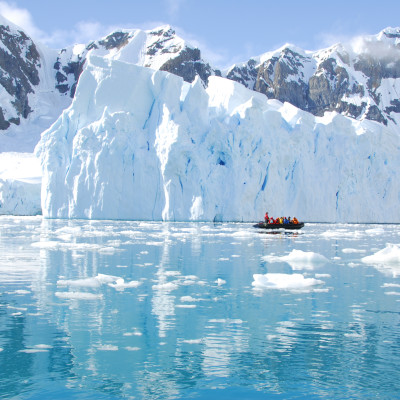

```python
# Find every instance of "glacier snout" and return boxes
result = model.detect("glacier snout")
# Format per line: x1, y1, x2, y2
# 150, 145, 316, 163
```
37, 56, 400, 223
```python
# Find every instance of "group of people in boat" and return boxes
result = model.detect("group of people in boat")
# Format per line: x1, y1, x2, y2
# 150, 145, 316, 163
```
264, 212, 299, 225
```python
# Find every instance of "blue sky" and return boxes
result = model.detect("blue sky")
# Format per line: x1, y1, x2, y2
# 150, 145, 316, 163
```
0, 0, 399, 68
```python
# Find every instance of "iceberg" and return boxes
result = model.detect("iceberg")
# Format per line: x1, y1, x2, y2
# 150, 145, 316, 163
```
0, 152, 42, 216
36, 55, 400, 222
262, 249, 328, 270
252, 273, 324, 291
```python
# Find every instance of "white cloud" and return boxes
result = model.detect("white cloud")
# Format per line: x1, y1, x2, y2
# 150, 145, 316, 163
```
0, 1, 45, 39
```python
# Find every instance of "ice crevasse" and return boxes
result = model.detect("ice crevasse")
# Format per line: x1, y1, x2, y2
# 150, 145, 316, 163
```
36, 55, 400, 222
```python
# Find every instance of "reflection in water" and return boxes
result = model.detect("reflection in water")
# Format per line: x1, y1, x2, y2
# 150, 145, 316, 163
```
0, 217, 399, 399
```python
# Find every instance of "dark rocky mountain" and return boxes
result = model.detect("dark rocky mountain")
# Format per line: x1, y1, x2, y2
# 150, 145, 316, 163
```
53, 26, 219, 99
225, 28, 400, 126
0, 21, 40, 130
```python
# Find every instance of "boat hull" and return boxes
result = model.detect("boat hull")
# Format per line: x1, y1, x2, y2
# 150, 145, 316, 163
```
254, 222, 304, 230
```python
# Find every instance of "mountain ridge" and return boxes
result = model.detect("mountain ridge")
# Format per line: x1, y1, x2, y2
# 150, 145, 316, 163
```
0, 18, 400, 152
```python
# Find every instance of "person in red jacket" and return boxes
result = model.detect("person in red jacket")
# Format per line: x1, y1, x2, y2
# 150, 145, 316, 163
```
264, 212, 269, 222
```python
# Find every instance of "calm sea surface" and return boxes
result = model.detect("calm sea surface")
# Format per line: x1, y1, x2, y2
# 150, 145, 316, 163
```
0, 217, 399, 399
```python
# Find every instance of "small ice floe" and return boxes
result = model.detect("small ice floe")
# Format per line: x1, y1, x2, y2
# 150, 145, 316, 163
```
361, 244, 400, 276
125, 346, 140, 351
57, 274, 141, 291
215, 278, 226, 286
176, 304, 197, 308
382, 283, 400, 288
182, 339, 203, 344
8, 289, 31, 295
348, 262, 360, 268
252, 273, 324, 291
315, 273, 331, 278
263, 249, 328, 270
55, 292, 103, 300
31, 240, 60, 249
361, 244, 400, 264
152, 282, 179, 291
123, 330, 142, 337
0, 348, 3, 352
366, 227, 385, 235
180, 296, 198, 302
108, 278, 142, 291
342, 248, 366, 253
57, 273, 118, 288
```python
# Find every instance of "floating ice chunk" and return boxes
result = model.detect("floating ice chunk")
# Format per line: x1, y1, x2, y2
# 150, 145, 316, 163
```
0, 348, 3, 352
55, 291, 103, 300
180, 296, 197, 302
342, 248, 366, 253
252, 273, 324, 291
315, 273, 331, 278
366, 227, 385, 235
8, 289, 30, 295
382, 283, 400, 288
263, 249, 328, 270
215, 278, 226, 286
123, 331, 142, 337
176, 304, 196, 308
108, 278, 142, 290
57, 273, 119, 288
125, 346, 140, 351
152, 282, 179, 291
361, 244, 400, 264
31, 240, 60, 249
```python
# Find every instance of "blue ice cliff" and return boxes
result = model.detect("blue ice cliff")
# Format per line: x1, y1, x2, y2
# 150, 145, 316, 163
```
36, 56, 400, 222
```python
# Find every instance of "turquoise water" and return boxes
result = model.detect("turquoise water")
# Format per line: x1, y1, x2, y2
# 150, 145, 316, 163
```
0, 217, 399, 399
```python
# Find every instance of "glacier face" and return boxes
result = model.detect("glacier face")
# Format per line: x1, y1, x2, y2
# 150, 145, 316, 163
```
37, 56, 400, 222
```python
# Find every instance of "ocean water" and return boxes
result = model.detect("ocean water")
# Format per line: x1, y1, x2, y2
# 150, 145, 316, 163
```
0, 217, 399, 400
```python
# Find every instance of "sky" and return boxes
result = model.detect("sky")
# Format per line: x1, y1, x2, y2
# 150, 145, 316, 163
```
0, 0, 399, 69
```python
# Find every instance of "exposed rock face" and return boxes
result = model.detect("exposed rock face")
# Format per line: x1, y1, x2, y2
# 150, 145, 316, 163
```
226, 28, 400, 125
53, 26, 219, 99
0, 23, 40, 129
160, 47, 220, 83
1, 20, 400, 142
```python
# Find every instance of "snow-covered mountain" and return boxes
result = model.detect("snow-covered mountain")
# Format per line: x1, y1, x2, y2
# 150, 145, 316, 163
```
0, 18, 218, 152
225, 28, 400, 126
1, 18, 400, 222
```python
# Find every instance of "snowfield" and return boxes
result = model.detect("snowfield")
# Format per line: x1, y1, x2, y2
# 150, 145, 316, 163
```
33, 56, 400, 222
0, 153, 41, 215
